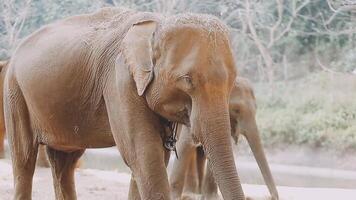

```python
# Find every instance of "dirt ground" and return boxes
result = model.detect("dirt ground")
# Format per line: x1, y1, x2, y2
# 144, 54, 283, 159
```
0, 159, 130, 199
2, 159, 356, 200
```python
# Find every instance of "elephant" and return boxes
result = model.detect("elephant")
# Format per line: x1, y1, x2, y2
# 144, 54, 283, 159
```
169, 77, 279, 200
4, 7, 245, 200
0, 60, 7, 158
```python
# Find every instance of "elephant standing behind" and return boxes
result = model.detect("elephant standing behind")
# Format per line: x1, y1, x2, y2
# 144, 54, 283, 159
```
4, 7, 245, 199
170, 77, 279, 200
0, 60, 7, 158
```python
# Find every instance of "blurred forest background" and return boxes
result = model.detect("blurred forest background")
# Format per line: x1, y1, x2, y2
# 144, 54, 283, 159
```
0, 0, 355, 152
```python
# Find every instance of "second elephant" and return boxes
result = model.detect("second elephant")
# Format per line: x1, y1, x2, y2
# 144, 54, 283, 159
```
0, 60, 7, 159
169, 77, 279, 200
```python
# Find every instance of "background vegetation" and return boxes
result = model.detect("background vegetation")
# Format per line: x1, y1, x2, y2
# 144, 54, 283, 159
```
0, 0, 355, 152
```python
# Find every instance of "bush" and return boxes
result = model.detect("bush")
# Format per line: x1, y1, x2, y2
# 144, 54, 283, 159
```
255, 72, 356, 151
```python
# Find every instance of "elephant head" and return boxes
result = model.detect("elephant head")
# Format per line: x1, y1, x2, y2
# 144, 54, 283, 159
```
122, 14, 244, 200
229, 77, 279, 200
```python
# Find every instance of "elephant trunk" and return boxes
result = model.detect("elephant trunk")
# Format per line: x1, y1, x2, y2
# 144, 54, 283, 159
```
191, 100, 245, 200
245, 120, 279, 200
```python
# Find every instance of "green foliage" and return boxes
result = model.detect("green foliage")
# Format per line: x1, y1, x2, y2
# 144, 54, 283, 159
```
256, 72, 356, 151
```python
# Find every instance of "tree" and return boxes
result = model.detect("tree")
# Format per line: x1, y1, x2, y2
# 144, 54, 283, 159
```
0, 0, 32, 58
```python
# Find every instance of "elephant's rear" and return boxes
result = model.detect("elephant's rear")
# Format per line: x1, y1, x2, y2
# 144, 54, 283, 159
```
3, 8, 142, 148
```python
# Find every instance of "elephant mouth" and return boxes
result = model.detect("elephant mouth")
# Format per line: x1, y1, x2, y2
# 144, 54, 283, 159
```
173, 109, 190, 127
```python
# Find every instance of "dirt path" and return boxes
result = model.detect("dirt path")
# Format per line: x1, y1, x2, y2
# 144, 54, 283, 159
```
1, 159, 356, 200
0, 159, 130, 199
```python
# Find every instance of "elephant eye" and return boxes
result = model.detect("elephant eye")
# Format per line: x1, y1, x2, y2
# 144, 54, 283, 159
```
178, 75, 194, 90
182, 75, 193, 85
234, 108, 240, 115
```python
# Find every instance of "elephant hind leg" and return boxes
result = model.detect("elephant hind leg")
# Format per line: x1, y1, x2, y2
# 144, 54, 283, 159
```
4, 81, 39, 199
46, 146, 84, 200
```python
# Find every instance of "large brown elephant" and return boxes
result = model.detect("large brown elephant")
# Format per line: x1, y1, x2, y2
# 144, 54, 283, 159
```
0, 60, 7, 158
4, 7, 245, 200
170, 77, 279, 200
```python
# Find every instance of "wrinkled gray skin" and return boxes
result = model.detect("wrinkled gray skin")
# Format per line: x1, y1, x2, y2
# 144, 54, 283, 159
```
0, 60, 7, 159
4, 8, 244, 200
0, 60, 56, 166
170, 77, 279, 200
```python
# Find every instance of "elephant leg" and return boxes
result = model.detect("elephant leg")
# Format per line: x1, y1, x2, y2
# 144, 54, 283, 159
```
183, 150, 199, 194
0, 71, 5, 159
128, 176, 141, 200
127, 149, 170, 200
196, 146, 206, 193
46, 146, 84, 200
202, 162, 219, 200
104, 73, 171, 200
0, 126, 4, 159
36, 145, 50, 167
4, 83, 38, 199
128, 137, 170, 199
107, 113, 170, 199
170, 126, 196, 199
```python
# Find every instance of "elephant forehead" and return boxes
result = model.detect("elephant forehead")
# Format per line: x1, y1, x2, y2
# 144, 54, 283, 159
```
159, 13, 230, 39
159, 28, 234, 75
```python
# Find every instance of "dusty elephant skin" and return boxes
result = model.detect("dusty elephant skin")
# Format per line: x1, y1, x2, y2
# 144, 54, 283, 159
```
0, 60, 7, 159
4, 7, 243, 200
170, 77, 279, 200
0, 61, 55, 166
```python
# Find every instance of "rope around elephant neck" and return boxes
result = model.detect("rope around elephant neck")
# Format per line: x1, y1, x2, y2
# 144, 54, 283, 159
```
164, 122, 179, 159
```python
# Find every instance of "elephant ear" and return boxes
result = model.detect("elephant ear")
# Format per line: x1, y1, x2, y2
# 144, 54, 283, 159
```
123, 21, 157, 96
0, 60, 8, 73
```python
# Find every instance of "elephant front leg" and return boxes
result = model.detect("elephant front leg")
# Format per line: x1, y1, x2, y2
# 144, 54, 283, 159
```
0, 127, 4, 158
183, 150, 200, 194
104, 80, 172, 199
128, 148, 171, 200
126, 132, 170, 200
169, 125, 197, 199
46, 147, 84, 200
105, 110, 170, 199
128, 176, 141, 200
